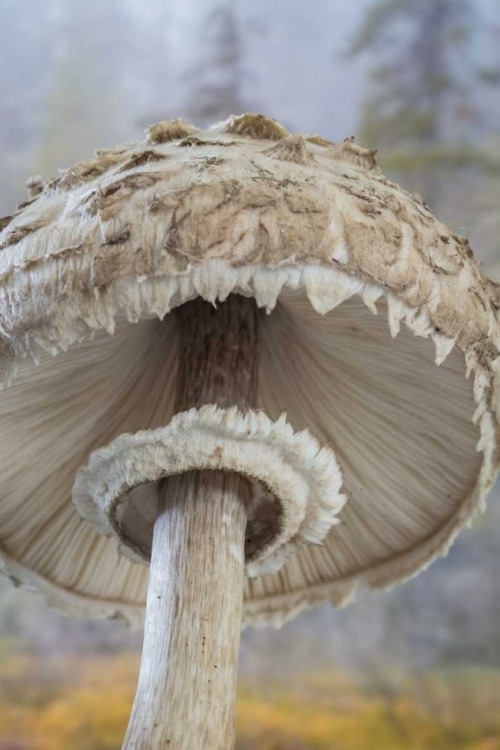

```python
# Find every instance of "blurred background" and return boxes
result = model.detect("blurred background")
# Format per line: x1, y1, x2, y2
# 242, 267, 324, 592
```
1, 0, 500, 748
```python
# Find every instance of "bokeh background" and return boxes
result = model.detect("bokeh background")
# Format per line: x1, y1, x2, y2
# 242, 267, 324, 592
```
1, 1, 500, 748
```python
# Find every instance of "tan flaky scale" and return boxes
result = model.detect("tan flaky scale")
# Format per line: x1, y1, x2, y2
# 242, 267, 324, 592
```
0, 112, 499, 749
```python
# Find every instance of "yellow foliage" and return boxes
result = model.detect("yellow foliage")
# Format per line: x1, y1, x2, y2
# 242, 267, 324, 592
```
0, 651, 499, 749
34, 687, 133, 750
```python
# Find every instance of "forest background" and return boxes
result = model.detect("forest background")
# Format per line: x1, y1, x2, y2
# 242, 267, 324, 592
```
1, 1, 500, 747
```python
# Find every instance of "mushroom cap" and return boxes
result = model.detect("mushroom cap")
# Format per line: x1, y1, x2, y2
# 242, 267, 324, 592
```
0, 113, 499, 628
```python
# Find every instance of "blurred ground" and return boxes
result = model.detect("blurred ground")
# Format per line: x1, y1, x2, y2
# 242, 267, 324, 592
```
1, 651, 500, 749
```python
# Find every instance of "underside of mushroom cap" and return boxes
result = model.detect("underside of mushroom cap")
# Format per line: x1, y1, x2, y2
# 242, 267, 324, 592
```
0, 114, 499, 628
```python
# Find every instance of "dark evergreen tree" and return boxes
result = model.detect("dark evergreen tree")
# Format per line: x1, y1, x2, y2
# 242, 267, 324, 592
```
184, 4, 250, 127
350, 0, 499, 206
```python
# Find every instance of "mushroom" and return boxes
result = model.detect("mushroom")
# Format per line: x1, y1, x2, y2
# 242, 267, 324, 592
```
0, 112, 498, 749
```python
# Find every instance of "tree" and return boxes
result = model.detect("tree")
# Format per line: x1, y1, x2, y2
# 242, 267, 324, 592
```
36, 0, 135, 177
349, 0, 500, 207
183, 4, 250, 127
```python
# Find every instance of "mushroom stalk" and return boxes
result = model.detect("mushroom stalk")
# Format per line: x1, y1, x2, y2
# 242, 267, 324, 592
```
123, 295, 259, 750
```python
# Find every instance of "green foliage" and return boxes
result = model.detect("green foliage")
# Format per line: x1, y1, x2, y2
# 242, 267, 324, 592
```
380, 144, 500, 174
348, 0, 414, 56
352, 0, 473, 148
360, 104, 436, 150
350, 0, 499, 207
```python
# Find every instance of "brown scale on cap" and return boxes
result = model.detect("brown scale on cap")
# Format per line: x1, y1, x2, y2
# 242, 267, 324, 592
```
264, 134, 316, 165
146, 118, 199, 145
0, 220, 45, 250
116, 149, 168, 173
327, 136, 379, 170
26, 175, 45, 198
222, 112, 289, 140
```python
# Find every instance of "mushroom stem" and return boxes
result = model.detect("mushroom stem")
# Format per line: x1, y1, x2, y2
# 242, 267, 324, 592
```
122, 295, 259, 750
123, 470, 248, 749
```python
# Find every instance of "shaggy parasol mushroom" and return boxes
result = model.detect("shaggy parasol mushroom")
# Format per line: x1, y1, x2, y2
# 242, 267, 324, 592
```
0, 113, 499, 749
